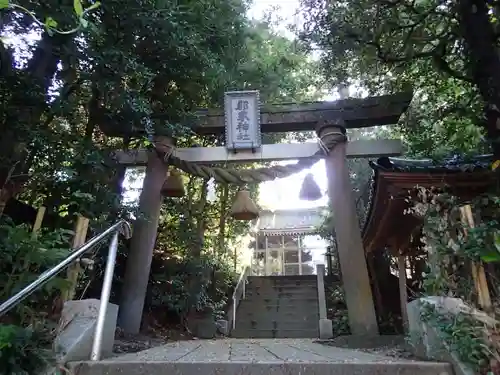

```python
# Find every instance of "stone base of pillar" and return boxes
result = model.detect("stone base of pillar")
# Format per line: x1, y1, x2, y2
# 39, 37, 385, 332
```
318, 318, 333, 339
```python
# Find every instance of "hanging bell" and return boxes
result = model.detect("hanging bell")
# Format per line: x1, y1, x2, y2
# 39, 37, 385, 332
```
161, 169, 185, 197
299, 172, 322, 201
229, 189, 260, 221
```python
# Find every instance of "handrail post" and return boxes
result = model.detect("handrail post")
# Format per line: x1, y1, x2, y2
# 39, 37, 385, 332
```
90, 230, 119, 361
316, 263, 333, 339
232, 297, 236, 330
229, 265, 250, 332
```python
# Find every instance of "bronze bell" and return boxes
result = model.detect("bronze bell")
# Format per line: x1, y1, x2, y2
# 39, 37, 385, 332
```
229, 189, 259, 220
299, 172, 322, 201
161, 169, 185, 197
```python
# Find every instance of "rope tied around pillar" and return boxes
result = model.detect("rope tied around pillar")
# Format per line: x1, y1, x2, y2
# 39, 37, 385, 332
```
316, 120, 348, 154
318, 131, 348, 154
154, 121, 348, 185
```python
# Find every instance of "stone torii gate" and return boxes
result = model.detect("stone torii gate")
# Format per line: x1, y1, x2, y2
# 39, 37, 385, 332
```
110, 91, 412, 336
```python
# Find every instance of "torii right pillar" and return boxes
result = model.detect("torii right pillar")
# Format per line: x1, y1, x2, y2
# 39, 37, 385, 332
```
317, 120, 379, 336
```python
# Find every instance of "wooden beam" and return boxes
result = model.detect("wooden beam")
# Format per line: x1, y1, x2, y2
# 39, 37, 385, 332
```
98, 92, 413, 137
398, 254, 409, 332
62, 215, 90, 303
113, 139, 402, 166
460, 205, 492, 314
31, 206, 46, 237
194, 92, 413, 134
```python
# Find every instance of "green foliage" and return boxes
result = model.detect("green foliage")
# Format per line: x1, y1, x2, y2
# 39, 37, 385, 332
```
298, 0, 491, 157
420, 304, 491, 372
0, 220, 73, 324
149, 254, 235, 320
0, 0, 321, 340
0, 323, 54, 375
230, 21, 322, 103
2, 0, 100, 35
325, 284, 350, 336
407, 187, 500, 373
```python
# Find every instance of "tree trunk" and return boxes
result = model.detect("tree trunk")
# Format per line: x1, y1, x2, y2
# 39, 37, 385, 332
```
193, 179, 209, 257
0, 32, 73, 212
458, 0, 500, 158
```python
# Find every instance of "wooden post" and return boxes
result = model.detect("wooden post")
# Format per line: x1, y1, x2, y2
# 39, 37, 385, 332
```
62, 215, 90, 302
397, 253, 409, 332
367, 253, 385, 323
31, 206, 46, 237
460, 205, 492, 312
118, 137, 171, 334
317, 121, 378, 336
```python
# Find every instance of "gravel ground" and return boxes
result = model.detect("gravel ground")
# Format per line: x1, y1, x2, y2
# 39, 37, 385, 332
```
113, 326, 194, 355
314, 335, 420, 360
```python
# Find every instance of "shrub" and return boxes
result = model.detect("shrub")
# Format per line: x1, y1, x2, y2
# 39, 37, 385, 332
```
0, 323, 55, 375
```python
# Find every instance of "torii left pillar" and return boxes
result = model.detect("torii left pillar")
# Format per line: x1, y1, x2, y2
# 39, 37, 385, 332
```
118, 136, 170, 334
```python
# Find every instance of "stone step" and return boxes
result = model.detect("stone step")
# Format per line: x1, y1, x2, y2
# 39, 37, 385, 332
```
245, 286, 318, 295
248, 275, 317, 281
245, 289, 318, 297
247, 283, 318, 289
70, 339, 453, 375
248, 278, 318, 288
237, 309, 319, 318
241, 296, 319, 302
242, 297, 320, 304
236, 310, 319, 320
238, 302, 319, 313
231, 328, 319, 338
233, 319, 319, 331
248, 281, 318, 288
71, 360, 453, 375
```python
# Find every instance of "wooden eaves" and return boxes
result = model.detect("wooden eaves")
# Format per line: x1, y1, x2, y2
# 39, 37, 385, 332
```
362, 155, 496, 255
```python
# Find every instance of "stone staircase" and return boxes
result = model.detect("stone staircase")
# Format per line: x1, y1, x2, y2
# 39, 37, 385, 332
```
231, 275, 320, 338
66, 277, 455, 375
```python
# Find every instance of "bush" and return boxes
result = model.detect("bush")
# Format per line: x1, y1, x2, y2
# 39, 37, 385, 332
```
0, 219, 73, 325
0, 323, 55, 375
0, 220, 73, 374
148, 253, 236, 322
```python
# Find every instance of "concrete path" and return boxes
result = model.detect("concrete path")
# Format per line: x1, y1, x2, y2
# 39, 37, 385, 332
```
110, 338, 411, 363
71, 339, 453, 375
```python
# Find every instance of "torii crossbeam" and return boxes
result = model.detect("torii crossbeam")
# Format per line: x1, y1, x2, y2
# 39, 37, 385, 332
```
114, 140, 402, 165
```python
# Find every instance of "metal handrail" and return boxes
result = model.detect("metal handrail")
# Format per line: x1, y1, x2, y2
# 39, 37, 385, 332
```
232, 265, 250, 330
0, 219, 131, 361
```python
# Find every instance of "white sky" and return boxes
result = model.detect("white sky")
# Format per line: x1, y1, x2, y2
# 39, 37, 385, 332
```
247, 0, 302, 37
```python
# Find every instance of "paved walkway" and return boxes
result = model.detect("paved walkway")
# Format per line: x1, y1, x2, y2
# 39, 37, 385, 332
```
110, 338, 421, 364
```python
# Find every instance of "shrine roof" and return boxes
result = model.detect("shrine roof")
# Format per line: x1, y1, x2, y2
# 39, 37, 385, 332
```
361, 155, 496, 254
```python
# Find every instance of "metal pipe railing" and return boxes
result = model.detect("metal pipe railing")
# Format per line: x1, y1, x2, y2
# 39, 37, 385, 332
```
232, 266, 250, 330
90, 230, 120, 360
0, 219, 131, 361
